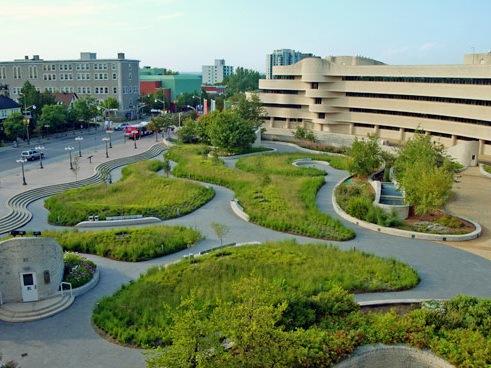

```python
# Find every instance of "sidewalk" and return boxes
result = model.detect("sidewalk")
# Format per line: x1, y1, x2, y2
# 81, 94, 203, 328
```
0, 133, 164, 220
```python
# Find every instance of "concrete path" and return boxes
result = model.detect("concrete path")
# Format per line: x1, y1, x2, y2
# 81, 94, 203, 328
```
1, 140, 491, 368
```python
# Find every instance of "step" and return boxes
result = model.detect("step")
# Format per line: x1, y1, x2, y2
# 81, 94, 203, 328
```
0, 294, 74, 323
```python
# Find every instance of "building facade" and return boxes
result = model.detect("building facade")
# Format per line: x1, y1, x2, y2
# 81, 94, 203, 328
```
0, 52, 140, 115
202, 59, 233, 85
266, 49, 316, 79
257, 54, 491, 164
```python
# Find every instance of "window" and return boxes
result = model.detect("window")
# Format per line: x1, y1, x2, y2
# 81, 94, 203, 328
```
315, 98, 322, 104
113, 87, 117, 94
311, 82, 318, 89
13, 66, 22, 79
112, 73, 117, 80
0, 66, 6, 79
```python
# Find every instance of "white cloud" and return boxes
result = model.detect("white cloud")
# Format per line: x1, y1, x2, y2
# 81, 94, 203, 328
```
420, 42, 439, 52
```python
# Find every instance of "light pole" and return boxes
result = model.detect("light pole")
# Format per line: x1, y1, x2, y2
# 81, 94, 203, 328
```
133, 131, 137, 149
97, 106, 118, 128
102, 137, 110, 158
186, 105, 197, 112
23, 104, 36, 145
75, 136, 83, 157
65, 146, 74, 170
106, 130, 113, 148
16, 158, 27, 185
154, 98, 166, 113
43, 124, 50, 139
35, 145, 44, 169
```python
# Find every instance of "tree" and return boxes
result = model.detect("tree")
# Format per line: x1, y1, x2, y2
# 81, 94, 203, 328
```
146, 292, 223, 368
206, 110, 256, 152
100, 97, 119, 110
221, 67, 264, 95
211, 222, 230, 247
162, 157, 172, 177
394, 131, 456, 216
72, 97, 99, 124
3, 112, 25, 141
347, 134, 382, 178
234, 93, 266, 128
211, 276, 301, 367
149, 114, 174, 141
39, 104, 69, 133
176, 118, 199, 144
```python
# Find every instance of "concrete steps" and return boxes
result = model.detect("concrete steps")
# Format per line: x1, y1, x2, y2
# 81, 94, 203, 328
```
0, 294, 74, 323
0, 142, 167, 235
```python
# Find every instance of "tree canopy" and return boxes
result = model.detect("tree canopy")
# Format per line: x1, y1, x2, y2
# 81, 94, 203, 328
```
347, 134, 382, 178
221, 67, 264, 96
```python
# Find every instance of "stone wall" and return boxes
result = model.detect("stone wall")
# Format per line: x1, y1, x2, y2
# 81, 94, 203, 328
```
0, 237, 64, 303
334, 345, 454, 368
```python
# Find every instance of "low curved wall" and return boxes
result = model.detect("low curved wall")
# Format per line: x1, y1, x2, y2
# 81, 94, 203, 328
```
334, 345, 453, 368
72, 268, 100, 297
75, 217, 161, 228
230, 199, 250, 222
333, 177, 482, 242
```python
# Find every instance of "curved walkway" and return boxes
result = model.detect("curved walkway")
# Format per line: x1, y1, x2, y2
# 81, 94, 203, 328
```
1, 141, 491, 368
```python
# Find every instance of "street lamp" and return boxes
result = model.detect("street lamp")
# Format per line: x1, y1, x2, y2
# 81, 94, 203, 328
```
35, 145, 44, 169
132, 131, 137, 149
75, 136, 83, 157
154, 98, 166, 113
186, 105, 196, 112
16, 158, 27, 185
106, 129, 113, 148
65, 146, 74, 170
97, 106, 118, 128
102, 137, 110, 158
23, 104, 36, 145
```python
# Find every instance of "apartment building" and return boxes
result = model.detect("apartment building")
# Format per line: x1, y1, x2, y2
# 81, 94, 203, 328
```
265, 49, 316, 79
0, 52, 140, 116
202, 59, 233, 85
257, 53, 491, 165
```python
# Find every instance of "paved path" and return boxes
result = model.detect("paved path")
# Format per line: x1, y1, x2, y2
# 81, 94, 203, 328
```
1, 140, 491, 368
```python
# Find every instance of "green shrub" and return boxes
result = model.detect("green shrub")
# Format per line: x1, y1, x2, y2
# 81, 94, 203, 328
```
437, 215, 464, 229
346, 196, 372, 219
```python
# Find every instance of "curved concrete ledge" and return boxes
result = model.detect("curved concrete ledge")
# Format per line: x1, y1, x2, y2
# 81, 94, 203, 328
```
292, 158, 331, 168
334, 344, 453, 368
75, 217, 161, 228
230, 199, 250, 222
72, 267, 100, 297
332, 176, 482, 242
479, 163, 491, 178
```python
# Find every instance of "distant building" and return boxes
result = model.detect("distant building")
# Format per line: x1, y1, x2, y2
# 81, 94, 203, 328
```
201, 85, 227, 95
202, 59, 233, 85
257, 53, 491, 165
266, 49, 316, 79
54, 92, 79, 106
139, 67, 202, 101
0, 95, 21, 122
0, 52, 140, 116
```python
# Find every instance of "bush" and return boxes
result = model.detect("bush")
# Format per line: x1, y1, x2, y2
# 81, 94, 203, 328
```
63, 252, 97, 288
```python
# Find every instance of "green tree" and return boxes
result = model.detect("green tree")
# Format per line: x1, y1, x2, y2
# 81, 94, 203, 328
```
100, 97, 119, 110
146, 292, 223, 368
39, 104, 69, 133
176, 118, 199, 144
234, 93, 265, 127
3, 112, 25, 141
162, 157, 172, 177
394, 131, 456, 216
221, 67, 264, 95
212, 276, 301, 367
347, 134, 382, 178
206, 110, 256, 151
211, 222, 230, 247
72, 97, 99, 124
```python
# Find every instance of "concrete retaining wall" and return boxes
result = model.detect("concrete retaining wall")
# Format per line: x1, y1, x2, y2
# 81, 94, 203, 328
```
334, 345, 453, 368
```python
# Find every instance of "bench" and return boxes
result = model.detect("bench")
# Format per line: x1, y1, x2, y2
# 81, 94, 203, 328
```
105, 215, 143, 221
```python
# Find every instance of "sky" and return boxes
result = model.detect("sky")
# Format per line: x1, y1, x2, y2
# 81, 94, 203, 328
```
2, 0, 491, 73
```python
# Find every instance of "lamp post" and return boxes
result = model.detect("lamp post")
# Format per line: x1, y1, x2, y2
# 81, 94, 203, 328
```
186, 105, 197, 112
23, 104, 36, 145
102, 137, 110, 158
97, 106, 118, 129
43, 124, 50, 139
35, 145, 44, 169
106, 129, 113, 148
16, 158, 27, 185
133, 131, 137, 149
75, 136, 83, 157
65, 146, 74, 170
154, 98, 166, 113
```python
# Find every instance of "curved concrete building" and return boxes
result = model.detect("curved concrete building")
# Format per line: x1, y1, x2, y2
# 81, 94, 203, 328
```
258, 53, 491, 165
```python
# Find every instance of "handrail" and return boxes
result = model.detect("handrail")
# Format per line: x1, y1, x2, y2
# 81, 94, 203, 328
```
60, 282, 73, 298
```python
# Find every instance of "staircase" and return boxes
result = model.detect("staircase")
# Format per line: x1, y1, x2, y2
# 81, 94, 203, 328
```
0, 294, 74, 323
0, 142, 167, 235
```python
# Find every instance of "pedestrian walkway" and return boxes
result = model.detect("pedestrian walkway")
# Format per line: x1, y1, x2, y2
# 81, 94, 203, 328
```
1, 139, 491, 368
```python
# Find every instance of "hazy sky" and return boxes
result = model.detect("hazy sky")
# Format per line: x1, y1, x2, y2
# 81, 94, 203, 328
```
3, 0, 491, 72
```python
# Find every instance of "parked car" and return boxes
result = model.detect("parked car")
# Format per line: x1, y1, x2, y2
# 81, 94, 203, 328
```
113, 123, 129, 131
21, 150, 44, 161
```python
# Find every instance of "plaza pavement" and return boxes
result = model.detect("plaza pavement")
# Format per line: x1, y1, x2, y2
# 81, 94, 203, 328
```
1, 136, 491, 367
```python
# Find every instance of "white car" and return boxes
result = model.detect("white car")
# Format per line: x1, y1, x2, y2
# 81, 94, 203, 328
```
21, 150, 44, 161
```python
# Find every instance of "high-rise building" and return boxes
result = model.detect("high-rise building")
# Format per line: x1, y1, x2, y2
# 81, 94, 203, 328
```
266, 49, 316, 79
202, 59, 234, 85
257, 53, 491, 165
0, 52, 140, 116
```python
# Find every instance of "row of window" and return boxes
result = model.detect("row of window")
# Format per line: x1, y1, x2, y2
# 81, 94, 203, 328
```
350, 108, 491, 127
346, 92, 491, 107
262, 89, 299, 95
0, 63, 120, 79
343, 76, 491, 85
